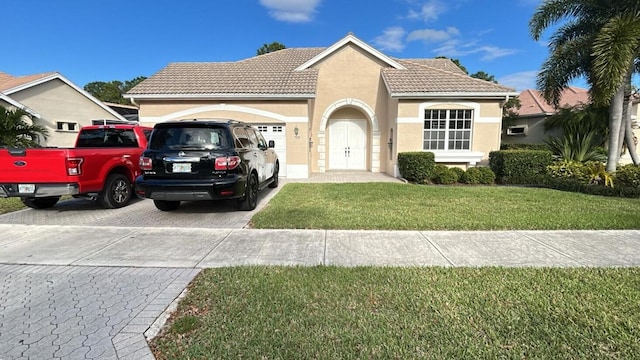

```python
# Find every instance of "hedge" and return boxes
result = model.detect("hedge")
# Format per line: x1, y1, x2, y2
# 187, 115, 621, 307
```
398, 152, 435, 183
500, 143, 549, 151
539, 176, 640, 198
489, 150, 553, 184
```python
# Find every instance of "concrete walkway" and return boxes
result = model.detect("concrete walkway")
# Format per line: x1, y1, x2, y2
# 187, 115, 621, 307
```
2, 225, 640, 360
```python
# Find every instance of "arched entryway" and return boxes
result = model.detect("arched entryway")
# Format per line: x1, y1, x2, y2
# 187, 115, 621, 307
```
317, 98, 380, 172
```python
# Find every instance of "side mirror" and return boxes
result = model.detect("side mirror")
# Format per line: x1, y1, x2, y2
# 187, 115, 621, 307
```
268, 140, 275, 148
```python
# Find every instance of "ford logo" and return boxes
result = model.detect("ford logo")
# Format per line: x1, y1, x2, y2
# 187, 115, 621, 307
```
178, 151, 186, 157
14, 161, 27, 167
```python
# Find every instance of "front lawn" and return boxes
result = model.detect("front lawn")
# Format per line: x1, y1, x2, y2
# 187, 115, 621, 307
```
0, 198, 26, 215
152, 267, 640, 359
251, 183, 640, 230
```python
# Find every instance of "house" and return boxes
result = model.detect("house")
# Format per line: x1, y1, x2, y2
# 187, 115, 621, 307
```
0, 72, 127, 147
125, 33, 517, 179
502, 87, 590, 145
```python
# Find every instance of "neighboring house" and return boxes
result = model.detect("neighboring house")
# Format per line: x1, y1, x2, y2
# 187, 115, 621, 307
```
503, 87, 590, 145
0, 71, 127, 147
104, 102, 139, 122
620, 96, 640, 165
125, 34, 516, 179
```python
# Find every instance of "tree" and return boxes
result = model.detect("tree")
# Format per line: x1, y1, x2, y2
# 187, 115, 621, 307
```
502, 96, 521, 129
0, 108, 49, 147
530, 0, 640, 171
435, 56, 468, 74
257, 42, 286, 56
84, 76, 147, 105
470, 71, 497, 83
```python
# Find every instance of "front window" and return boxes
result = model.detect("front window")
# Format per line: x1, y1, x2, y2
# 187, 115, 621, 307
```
423, 109, 472, 150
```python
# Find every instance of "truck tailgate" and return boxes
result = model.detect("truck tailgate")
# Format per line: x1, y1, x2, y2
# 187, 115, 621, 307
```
0, 148, 72, 183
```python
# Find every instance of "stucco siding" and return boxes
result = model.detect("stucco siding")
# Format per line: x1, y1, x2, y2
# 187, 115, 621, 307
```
10, 79, 117, 147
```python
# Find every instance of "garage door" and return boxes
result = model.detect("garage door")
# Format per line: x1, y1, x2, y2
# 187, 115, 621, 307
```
257, 124, 286, 177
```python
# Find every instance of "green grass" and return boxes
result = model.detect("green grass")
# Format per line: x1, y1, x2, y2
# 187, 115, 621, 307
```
251, 183, 640, 230
0, 198, 26, 214
152, 266, 640, 359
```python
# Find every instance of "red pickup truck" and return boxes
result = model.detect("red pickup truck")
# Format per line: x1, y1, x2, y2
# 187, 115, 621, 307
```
0, 124, 152, 209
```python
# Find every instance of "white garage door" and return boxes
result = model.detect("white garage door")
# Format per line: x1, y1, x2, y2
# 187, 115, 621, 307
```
256, 124, 287, 177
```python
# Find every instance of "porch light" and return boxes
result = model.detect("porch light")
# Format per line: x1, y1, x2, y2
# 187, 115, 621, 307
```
294, 126, 299, 136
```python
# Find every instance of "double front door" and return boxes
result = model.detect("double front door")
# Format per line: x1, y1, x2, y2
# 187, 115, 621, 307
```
329, 119, 367, 170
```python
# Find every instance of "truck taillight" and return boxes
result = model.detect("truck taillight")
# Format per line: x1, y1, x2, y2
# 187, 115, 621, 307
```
66, 158, 83, 176
214, 156, 241, 171
140, 157, 153, 171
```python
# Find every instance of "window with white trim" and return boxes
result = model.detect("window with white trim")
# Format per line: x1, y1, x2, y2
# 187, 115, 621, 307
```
257, 126, 268, 132
272, 126, 283, 132
56, 121, 77, 132
423, 109, 472, 150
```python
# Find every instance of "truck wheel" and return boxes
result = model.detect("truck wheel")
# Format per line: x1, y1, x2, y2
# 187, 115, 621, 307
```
268, 162, 279, 188
154, 200, 180, 211
99, 174, 132, 209
238, 173, 258, 211
21, 196, 60, 209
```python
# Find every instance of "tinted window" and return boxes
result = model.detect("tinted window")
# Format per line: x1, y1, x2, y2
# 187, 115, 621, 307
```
149, 126, 230, 150
233, 127, 251, 149
76, 129, 138, 148
246, 128, 260, 149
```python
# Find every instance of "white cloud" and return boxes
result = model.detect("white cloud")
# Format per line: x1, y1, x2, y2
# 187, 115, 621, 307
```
498, 71, 539, 91
407, 27, 460, 43
259, 0, 321, 23
373, 27, 407, 52
433, 40, 517, 61
407, 0, 446, 22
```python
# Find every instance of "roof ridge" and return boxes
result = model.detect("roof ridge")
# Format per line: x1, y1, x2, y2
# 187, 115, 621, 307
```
405, 61, 515, 91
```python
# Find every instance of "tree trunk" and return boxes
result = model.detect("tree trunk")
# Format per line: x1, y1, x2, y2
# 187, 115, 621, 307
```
623, 104, 639, 165
606, 85, 625, 172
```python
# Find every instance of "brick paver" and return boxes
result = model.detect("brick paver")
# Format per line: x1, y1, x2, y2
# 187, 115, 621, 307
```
0, 265, 199, 360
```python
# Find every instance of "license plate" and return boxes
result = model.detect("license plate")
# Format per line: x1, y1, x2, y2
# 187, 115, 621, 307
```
172, 163, 191, 173
18, 184, 35, 193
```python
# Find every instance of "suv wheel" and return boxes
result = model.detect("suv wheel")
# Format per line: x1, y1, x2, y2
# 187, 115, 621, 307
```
154, 200, 181, 211
268, 162, 279, 188
238, 173, 258, 211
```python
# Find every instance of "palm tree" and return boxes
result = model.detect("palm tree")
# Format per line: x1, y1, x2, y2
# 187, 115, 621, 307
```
530, 0, 640, 172
0, 107, 49, 147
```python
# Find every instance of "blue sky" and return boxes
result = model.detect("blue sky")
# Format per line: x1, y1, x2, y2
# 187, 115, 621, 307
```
3, 0, 569, 91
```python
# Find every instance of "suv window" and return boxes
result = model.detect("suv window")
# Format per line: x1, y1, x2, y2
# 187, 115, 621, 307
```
233, 127, 252, 149
149, 126, 230, 150
248, 128, 268, 149
76, 129, 138, 148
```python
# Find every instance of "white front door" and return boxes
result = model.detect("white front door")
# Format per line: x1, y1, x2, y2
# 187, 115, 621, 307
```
329, 119, 367, 170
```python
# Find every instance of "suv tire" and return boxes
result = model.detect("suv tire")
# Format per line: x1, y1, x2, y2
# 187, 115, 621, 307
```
238, 173, 258, 211
268, 162, 279, 188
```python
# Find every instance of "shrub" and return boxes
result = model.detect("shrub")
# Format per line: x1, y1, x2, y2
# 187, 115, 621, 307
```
546, 161, 591, 182
500, 143, 549, 151
450, 167, 465, 182
461, 167, 482, 184
398, 152, 435, 183
477, 167, 496, 184
489, 150, 553, 184
432, 165, 458, 185
544, 128, 607, 163
540, 176, 640, 198
615, 164, 640, 188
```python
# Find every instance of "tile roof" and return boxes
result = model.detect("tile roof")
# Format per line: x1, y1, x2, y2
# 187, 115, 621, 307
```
127, 43, 515, 98
0, 72, 57, 92
516, 87, 591, 117
128, 48, 323, 97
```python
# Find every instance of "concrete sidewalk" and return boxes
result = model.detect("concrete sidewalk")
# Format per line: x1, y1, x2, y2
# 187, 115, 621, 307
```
2, 224, 640, 360
1, 224, 639, 268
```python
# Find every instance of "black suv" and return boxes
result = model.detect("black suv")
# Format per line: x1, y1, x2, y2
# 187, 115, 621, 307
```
135, 119, 279, 211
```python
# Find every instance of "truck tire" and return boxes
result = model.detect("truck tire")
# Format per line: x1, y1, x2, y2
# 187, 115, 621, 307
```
237, 173, 258, 211
21, 196, 60, 209
99, 174, 132, 209
153, 200, 180, 211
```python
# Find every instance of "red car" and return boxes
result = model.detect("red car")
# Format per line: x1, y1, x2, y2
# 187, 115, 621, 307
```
0, 124, 152, 209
